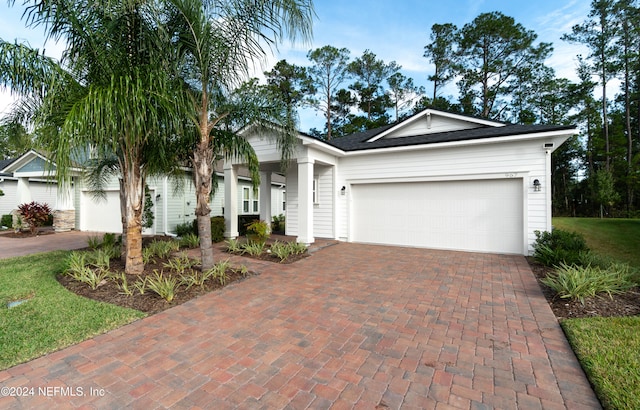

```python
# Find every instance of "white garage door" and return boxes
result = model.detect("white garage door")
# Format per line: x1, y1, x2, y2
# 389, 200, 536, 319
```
81, 190, 155, 234
351, 179, 523, 254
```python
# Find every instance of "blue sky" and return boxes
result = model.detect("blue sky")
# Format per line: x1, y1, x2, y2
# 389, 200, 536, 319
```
0, 0, 591, 130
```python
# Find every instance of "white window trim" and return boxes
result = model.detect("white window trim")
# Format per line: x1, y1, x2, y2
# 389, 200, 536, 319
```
312, 178, 319, 204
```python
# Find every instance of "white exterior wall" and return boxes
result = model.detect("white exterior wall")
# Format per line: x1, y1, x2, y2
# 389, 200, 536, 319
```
0, 179, 58, 217
333, 139, 555, 254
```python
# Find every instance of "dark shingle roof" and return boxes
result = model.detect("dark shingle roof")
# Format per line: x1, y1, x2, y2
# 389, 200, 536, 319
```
0, 157, 17, 175
322, 124, 576, 152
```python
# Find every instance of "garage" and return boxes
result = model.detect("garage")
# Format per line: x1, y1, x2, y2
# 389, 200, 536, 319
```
350, 178, 523, 254
81, 190, 155, 234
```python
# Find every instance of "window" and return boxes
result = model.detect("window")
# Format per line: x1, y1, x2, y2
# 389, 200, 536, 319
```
253, 189, 259, 213
312, 178, 319, 204
242, 187, 250, 213
282, 191, 286, 211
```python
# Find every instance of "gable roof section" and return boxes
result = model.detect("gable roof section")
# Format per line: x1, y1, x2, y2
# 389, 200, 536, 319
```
0, 157, 17, 176
325, 123, 576, 152
366, 108, 505, 142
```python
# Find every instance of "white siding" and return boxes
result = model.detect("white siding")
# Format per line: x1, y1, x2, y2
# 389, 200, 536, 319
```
335, 139, 553, 254
385, 115, 481, 139
313, 165, 334, 238
0, 179, 58, 217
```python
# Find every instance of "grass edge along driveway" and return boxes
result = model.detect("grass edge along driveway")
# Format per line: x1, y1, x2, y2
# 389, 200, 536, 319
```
0, 250, 145, 370
553, 217, 640, 410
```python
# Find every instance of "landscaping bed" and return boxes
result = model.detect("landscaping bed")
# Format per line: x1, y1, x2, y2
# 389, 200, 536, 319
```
528, 259, 640, 320
55, 235, 308, 315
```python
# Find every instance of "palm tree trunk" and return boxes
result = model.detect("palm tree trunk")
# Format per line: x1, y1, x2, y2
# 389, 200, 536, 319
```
194, 143, 215, 270
122, 161, 145, 274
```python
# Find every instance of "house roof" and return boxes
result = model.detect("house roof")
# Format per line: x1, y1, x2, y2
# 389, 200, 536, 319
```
0, 157, 17, 176
323, 123, 577, 152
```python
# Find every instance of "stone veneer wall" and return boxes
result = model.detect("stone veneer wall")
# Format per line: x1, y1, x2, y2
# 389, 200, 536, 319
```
53, 209, 76, 232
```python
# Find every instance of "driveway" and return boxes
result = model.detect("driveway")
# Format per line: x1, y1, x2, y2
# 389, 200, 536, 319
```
0, 243, 600, 409
0, 230, 97, 259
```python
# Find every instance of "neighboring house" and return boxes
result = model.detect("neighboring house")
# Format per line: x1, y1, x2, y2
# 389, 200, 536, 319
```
0, 150, 286, 234
0, 152, 64, 224
226, 108, 576, 255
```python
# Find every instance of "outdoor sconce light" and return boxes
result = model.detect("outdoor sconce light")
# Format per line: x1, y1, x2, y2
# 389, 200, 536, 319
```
533, 179, 541, 192
340, 186, 346, 196
155, 194, 161, 201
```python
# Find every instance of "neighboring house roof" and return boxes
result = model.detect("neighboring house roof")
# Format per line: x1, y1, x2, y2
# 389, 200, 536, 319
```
0, 157, 17, 176
324, 123, 576, 152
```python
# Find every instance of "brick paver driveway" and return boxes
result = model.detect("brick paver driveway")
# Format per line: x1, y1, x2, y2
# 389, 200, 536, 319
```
0, 243, 600, 409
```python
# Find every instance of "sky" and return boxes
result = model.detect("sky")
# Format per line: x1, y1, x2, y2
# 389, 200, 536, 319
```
0, 0, 591, 131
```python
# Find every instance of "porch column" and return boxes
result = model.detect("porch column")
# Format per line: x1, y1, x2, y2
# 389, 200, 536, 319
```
259, 171, 272, 227
16, 177, 32, 206
224, 162, 239, 238
297, 158, 314, 244
54, 179, 76, 232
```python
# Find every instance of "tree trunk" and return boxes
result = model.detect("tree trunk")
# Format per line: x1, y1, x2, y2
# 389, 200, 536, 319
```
122, 160, 145, 274
193, 142, 215, 270
119, 179, 127, 262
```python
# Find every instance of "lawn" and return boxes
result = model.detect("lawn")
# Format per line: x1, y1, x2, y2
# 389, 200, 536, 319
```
0, 251, 145, 370
553, 217, 640, 268
551, 217, 640, 409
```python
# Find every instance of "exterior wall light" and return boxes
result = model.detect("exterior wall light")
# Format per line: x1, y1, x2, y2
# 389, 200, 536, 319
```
340, 186, 346, 196
533, 179, 541, 192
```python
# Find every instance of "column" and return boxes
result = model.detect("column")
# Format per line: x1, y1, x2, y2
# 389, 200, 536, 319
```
53, 179, 76, 232
16, 177, 32, 206
297, 158, 314, 244
224, 162, 239, 238
259, 171, 272, 228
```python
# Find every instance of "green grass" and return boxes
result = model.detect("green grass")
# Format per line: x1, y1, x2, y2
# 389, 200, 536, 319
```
552, 217, 640, 268
562, 317, 640, 410
551, 217, 640, 409
0, 251, 145, 370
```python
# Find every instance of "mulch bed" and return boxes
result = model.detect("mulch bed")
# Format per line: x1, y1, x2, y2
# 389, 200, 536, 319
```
527, 258, 640, 320
0, 229, 55, 238
54, 236, 308, 315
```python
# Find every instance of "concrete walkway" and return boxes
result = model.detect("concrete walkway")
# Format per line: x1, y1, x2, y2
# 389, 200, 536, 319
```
0, 242, 601, 409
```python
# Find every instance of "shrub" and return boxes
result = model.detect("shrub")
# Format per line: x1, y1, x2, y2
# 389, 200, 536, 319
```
179, 233, 199, 248
270, 241, 292, 262
245, 219, 270, 245
17, 201, 52, 235
87, 236, 102, 250
533, 229, 589, 267
163, 253, 197, 275
176, 221, 196, 237
211, 216, 225, 243
1, 214, 11, 228
541, 262, 636, 303
271, 214, 285, 232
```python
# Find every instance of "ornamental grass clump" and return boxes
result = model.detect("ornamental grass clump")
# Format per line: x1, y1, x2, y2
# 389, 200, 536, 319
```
146, 270, 179, 302
541, 262, 637, 304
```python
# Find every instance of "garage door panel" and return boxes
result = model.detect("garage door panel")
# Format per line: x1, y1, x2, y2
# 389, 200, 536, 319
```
351, 179, 522, 254
81, 191, 155, 234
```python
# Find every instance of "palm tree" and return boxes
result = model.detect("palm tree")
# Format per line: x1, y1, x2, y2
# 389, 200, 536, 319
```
0, 0, 187, 274
166, 0, 314, 270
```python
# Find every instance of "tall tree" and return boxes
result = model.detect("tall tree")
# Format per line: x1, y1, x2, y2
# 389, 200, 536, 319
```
306, 45, 350, 140
347, 49, 399, 124
612, 0, 640, 212
264, 59, 314, 114
423, 23, 459, 101
455, 12, 553, 119
0, 122, 33, 158
167, 0, 314, 270
387, 72, 425, 122
563, 0, 619, 171
1, 0, 186, 274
